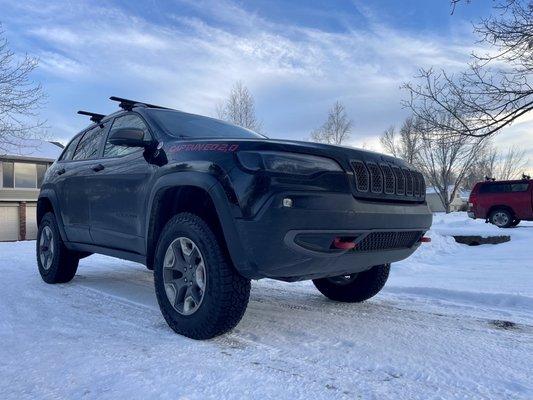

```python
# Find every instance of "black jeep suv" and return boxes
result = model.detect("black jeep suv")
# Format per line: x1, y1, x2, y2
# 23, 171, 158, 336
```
37, 97, 432, 339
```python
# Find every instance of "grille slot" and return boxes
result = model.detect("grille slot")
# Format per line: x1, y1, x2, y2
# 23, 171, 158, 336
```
351, 161, 369, 192
404, 169, 414, 196
392, 166, 405, 195
355, 231, 423, 252
367, 163, 383, 193
381, 164, 395, 194
413, 171, 420, 196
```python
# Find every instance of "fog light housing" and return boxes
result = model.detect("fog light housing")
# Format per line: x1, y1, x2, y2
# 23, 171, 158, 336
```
282, 198, 293, 208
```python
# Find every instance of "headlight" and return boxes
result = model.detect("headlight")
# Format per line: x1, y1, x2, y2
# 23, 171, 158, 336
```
237, 151, 343, 175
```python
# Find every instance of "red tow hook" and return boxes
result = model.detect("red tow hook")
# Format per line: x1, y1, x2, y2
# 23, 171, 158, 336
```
333, 237, 357, 250
419, 236, 431, 243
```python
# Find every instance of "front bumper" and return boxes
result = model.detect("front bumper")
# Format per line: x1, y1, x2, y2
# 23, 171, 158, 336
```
234, 191, 432, 281
467, 211, 475, 219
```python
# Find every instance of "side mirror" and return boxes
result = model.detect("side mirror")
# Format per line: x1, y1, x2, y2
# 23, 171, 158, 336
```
108, 128, 150, 147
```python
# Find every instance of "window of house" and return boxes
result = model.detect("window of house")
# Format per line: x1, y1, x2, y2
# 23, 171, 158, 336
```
103, 114, 151, 158
37, 164, 48, 187
15, 163, 37, 188
0, 161, 49, 189
2, 162, 14, 188
72, 124, 108, 160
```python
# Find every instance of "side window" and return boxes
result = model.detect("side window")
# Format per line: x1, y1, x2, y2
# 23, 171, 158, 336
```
59, 136, 81, 161
480, 183, 511, 193
72, 124, 108, 161
511, 183, 529, 192
104, 114, 151, 158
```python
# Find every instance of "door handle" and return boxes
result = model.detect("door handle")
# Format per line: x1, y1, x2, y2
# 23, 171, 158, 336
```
91, 164, 105, 172
57, 168, 66, 175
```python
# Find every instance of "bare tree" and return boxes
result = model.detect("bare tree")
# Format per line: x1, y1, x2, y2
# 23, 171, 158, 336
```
379, 116, 422, 164
494, 145, 529, 180
0, 25, 46, 153
216, 81, 263, 133
403, 0, 533, 139
464, 143, 529, 187
417, 116, 488, 212
310, 101, 352, 145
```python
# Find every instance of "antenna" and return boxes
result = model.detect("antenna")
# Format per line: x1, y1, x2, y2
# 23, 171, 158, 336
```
77, 110, 106, 123
109, 96, 171, 111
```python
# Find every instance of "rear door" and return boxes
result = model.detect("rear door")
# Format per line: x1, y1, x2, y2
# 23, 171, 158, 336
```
57, 123, 109, 243
87, 113, 156, 253
509, 181, 531, 219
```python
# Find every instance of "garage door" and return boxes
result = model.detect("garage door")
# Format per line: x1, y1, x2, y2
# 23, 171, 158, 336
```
26, 204, 37, 240
0, 205, 19, 241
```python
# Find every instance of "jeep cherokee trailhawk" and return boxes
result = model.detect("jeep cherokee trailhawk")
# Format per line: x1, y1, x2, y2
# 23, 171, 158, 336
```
36, 97, 433, 339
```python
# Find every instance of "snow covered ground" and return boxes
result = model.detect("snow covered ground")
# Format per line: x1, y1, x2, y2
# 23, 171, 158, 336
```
0, 213, 532, 399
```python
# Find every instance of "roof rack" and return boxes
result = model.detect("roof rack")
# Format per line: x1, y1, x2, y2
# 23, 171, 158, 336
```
77, 110, 106, 123
109, 96, 170, 111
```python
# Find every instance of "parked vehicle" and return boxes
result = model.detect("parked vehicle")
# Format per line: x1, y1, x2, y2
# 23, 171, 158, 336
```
36, 97, 432, 339
468, 178, 533, 228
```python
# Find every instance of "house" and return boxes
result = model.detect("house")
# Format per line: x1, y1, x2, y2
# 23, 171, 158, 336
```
0, 139, 63, 241
426, 186, 468, 213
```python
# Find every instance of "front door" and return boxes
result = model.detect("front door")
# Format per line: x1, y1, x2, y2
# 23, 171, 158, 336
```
87, 113, 155, 254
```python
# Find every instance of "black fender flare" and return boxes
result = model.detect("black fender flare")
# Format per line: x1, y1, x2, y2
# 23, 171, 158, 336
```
144, 172, 253, 277
37, 189, 69, 242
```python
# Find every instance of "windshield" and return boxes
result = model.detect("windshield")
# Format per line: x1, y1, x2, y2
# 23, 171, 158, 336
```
149, 109, 266, 139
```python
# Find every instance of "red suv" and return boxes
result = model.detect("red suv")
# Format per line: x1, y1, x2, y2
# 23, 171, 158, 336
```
468, 179, 532, 228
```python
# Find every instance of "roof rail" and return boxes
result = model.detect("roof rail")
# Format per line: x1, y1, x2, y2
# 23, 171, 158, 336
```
77, 110, 106, 123
109, 96, 170, 111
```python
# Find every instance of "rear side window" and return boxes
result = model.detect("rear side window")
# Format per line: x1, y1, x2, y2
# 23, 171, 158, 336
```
479, 182, 529, 194
511, 183, 529, 192
72, 123, 108, 161
104, 114, 151, 158
59, 136, 81, 161
479, 183, 510, 194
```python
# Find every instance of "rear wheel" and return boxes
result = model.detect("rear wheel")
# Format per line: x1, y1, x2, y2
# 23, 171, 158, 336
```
36, 212, 79, 284
510, 219, 521, 227
313, 264, 390, 302
489, 209, 513, 228
154, 213, 251, 340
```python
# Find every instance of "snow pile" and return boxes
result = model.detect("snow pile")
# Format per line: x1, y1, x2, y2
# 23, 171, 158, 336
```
0, 212, 532, 399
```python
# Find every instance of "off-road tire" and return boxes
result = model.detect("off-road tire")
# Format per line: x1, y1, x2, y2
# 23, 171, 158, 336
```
489, 209, 513, 228
154, 213, 251, 340
36, 212, 79, 284
313, 264, 390, 302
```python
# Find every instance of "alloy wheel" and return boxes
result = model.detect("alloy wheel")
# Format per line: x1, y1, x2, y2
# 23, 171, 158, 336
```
39, 226, 55, 270
493, 211, 510, 227
163, 237, 207, 315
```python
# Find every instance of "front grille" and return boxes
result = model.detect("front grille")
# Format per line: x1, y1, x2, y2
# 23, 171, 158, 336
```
351, 160, 425, 202
355, 231, 423, 252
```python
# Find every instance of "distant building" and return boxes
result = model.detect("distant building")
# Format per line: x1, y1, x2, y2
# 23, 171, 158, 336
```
0, 140, 63, 241
426, 186, 469, 213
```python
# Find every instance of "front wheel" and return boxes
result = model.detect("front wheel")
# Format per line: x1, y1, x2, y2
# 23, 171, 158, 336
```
154, 213, 251, 340
313, 264, 390, 303
510, 219, 521, 227
36, 212, 80, 283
